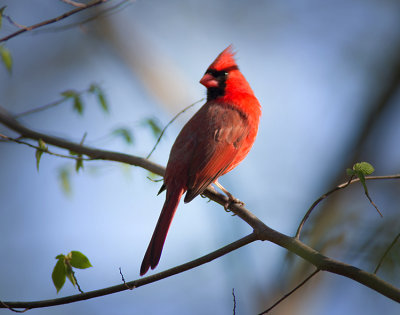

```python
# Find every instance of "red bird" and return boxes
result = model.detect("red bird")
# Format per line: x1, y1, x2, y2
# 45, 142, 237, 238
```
140, 46, 261, 276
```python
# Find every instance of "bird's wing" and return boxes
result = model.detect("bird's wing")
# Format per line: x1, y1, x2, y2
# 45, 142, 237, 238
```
183, 103, 249, 202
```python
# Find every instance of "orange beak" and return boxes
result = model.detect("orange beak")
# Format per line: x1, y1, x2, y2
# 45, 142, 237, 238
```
200, 73, 218, 88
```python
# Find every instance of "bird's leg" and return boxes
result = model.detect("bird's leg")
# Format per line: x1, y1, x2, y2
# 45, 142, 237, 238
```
214, 180, 244, 212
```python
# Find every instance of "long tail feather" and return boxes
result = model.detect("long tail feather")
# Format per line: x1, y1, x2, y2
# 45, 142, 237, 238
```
140, 187, 184, 276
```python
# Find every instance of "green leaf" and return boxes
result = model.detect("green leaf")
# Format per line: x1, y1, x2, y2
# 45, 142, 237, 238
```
142, 118, 162, 138
75, 158, 84, 173
350, 162, 372, 195
35, 139, 47, 171
89, 84, 108, 113
65, 263, 76, 287
350, 161, 383, 217
346, 168, 355, 176
59, 168, 71, 195
89, 84, 96, 93
356, 171, 367, 193
112, 128, 133, 144
38, 138, 47, 150
55, 254, 65, 260
52, 258, 67, 293
97, 92, 108, 113
35, 149, 43, 171
0, 7, 6, 30
73, 96, 83, 115
0, 45, 12, 74
353, 162, 374, 176
69, 251, 92, 269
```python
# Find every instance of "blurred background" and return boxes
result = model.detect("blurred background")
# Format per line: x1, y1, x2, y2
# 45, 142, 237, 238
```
1, 0, 400, 314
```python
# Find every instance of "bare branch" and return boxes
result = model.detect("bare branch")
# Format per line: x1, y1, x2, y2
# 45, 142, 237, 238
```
14, 88, 92, 118
232, 288, 236, 315
295, 174, 400, 239
0, 0, 107, 43
0, 106, 164, 176
36, 0, 132, 34
0, 233, 257, 309
259, 269, 320, 314
146, 98, 204, 159
364, 190, 383, 218
2, 14, 26, 29
374, 231, 400, 274
0, 134, 91, 161
119, 267, 134, 290
0, 300, 29, 313
60, 0, 86, 8
296, 176, 353, 239
71, 270, 84, 294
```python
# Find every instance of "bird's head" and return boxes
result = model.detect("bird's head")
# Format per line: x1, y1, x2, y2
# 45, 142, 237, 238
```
200, 45, 241, 100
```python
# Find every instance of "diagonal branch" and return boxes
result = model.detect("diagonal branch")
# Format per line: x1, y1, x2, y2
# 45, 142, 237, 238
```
0, 233, 258, 310
146, 98, 204, 159
0, 0, 107, 43
374, 231, 400, 274
0, 134, 90, 161
60, 0, 87, 8
0, 106, 164, 176
295, 173, 400, 239
259, 269, 320, 314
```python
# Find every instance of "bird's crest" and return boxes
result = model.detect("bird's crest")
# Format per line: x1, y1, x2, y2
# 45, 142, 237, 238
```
208, 45, 238, 71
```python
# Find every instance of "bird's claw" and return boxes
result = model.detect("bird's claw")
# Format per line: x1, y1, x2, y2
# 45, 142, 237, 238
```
223, 196, 244, 215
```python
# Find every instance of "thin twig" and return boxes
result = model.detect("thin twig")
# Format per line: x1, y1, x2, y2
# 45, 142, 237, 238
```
295, 173, 397, 239
61, 0, 86, 7
259, 269, 320, 315
71, 270, 84, 294
295, 174, 400, 239
0, 300, 29, 313
295, 176, 353, 239
232, 288, 236, 315
14, 98, 67, 118
146, 98, 204, 159
10, 0, 134, 34
2, 15, 26, 29
119, 267, 134, 290
44, 0, 132, 33
146, 176, 163, 182
0, 134, 91, 162
0, 0, 107, 43
374, 231, 400, 274
0, 105, 166, 176
365, 191, 383, 218
14, 88, 90, 118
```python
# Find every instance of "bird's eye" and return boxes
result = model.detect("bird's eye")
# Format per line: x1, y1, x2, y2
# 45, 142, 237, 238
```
224, 72, 228, 76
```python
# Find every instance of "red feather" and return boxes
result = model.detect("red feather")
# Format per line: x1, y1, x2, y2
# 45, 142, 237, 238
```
140, 46, 261, 275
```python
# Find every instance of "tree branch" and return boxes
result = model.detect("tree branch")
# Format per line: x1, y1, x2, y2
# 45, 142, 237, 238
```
374, 231, 400, 274
259, 269, 320, 314
146, 98, 204, 159
0, 233, 258, 310
0, 0, 107, 43
0, 134, 90, 161
295, 174, 400, 239
1, 105, 400, 308
60, 0, 87, 8
0, 106, 164, 176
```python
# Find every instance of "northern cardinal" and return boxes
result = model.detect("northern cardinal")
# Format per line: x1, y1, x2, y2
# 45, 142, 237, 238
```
140, 46, 261, 275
